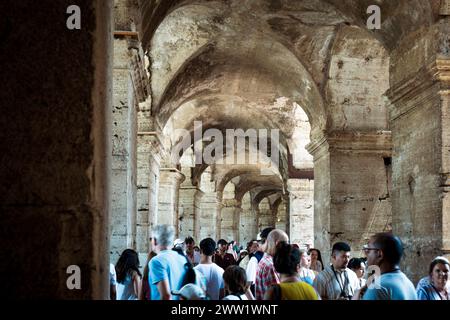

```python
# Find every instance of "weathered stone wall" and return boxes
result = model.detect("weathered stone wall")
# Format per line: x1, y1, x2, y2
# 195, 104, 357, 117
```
308, 132, 393, 265
258, 198, 274, 231
388, 20, 450, 282
275, 196, 288, 233
327, 26, 390, 131
0, 0, 112, 299
288, 179, 314, 247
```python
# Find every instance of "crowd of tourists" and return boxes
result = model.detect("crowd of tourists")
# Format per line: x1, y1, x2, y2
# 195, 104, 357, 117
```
109, 225, 449, 300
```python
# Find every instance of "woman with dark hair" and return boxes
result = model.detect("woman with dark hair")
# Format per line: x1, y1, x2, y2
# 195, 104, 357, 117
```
264, 242, 319, 300
115, 249, 142, 300
417, 257, 450, 300
308, 248, 324, 273
222, 266, 254, 300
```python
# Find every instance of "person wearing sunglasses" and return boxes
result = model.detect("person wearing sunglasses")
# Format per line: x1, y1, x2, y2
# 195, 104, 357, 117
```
354, 232, 417, 300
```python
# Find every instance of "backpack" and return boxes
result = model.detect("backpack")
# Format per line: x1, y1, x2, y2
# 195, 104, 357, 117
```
173, 248, 197, 287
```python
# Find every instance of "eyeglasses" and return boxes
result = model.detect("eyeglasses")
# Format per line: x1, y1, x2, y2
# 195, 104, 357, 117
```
362, 245, 379, 254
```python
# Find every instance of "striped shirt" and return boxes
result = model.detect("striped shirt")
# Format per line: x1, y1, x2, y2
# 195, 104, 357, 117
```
313, 265, 360, 300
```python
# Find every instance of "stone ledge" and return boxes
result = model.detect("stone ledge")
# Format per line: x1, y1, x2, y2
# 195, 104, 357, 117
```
387, 59, 450, 121
306, 131, 392, 158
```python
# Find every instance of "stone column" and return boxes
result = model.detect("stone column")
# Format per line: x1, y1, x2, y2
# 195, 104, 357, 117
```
157, 168, 185, 236
110, 36, 137, 258
196, 168, 219, 241
195, 190, 220, 240
178, 167, 199, 239
220, 198, 242, 242
239, 192, 257, 245
135, 132, 162, 256
258, 198, 273, 230
307, 132, 392, 264
0, 1, 112, 299
387, 19, 450, 280
287, 179, 314, 247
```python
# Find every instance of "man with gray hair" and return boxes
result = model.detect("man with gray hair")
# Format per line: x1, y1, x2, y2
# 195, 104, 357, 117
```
148, 225, 187, 300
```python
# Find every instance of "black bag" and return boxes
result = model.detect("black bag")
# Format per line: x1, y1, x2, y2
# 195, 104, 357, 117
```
173, 248, 197, 287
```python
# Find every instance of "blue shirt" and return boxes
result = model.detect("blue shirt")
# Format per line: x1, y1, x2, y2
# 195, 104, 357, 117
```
417, 283, 450, 300
149, 250, 187, 300
363, 270, 417, 300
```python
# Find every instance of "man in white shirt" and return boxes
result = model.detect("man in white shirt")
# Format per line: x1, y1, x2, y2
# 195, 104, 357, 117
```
194, 238, 225, 300
246, 228, 273, 296
313, 242, 360, 300
185, 236, 201, 266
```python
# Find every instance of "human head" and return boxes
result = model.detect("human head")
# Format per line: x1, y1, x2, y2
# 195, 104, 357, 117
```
115, 249, 142, 283
185, 236, 195, 251
172, 283, 206, 300
429, 257, 450, 290
173, 238, 185, 250
258, 227, 275, 251
217, 239, 228, 252
199, 238, 216, 257
308, 248, 322, 263
266, 229, 289, 256
331, 242, 351, 269
152, 224, 175, 250
299, 249, 311, 268
193, 246, 200, 253
247, 240, 259, 254
273, 242, 301, 276
348, 258, 366, 279
223, 265, 247, 295
364, 233, 403, 268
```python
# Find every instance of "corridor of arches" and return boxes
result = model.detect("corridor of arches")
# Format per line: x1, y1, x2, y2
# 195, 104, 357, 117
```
1, 0, 449, 299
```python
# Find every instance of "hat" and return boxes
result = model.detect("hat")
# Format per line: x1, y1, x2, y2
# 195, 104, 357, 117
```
172, 284, 206, 300
173, 238, 184, 247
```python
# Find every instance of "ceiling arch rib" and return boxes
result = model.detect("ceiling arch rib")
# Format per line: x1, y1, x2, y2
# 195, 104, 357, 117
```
157, 45, 325, 131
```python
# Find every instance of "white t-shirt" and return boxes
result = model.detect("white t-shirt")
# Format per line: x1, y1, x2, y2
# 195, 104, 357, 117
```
194, 263, 224, 300
193, 251, 201, 265
117, 273, 138, 300
223, 294, 248, 300
246, 256, 258, 284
